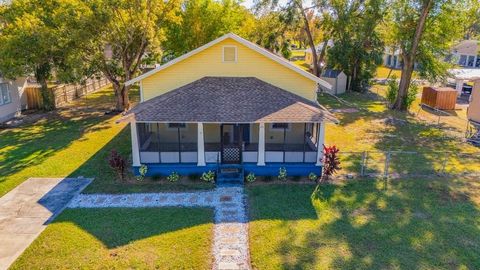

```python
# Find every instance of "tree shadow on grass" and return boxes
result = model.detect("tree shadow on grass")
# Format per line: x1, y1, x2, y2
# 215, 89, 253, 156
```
52, 207, 213, 249
251, 179, 480, 269
0, 111, 113, 186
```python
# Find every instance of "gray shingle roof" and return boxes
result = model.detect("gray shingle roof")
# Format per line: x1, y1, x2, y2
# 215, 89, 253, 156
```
127, 77, 337, 123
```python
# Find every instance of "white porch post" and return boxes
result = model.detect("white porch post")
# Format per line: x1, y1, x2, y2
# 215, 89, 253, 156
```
316, 121, 326, 166
130, 121, 141, 167
257, 123, 266, 166
455, 79, 464, 96
197, 122, 206, 166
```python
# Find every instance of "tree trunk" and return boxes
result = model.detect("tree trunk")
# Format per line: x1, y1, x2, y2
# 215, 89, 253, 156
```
316, 39, 329, 75
35, 64, 55, 111
298, 3, 320, 77
392, 0, 433, 111
113, 82, 130, 112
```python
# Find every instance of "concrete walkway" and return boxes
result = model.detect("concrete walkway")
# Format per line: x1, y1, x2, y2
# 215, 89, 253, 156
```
68, 185, 251, 270
0, 178, 92, 270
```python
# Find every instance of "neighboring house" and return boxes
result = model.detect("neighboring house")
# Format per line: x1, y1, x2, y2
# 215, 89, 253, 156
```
320, 69, 347, 95
304, 40, 334, 67
451, 40, 480, 68
122, 33, 338, 181
383, 47, 402, 69
0, 77, 28, 123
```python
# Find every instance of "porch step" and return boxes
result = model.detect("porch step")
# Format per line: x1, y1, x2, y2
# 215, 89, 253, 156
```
217, 166, 244, 185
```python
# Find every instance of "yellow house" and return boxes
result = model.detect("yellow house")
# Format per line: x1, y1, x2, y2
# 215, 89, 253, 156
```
123, 33, 337, 183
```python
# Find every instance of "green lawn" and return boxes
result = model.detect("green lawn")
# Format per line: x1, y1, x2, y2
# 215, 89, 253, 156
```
11, 208, 213, 269
0, 86, 213, 197
248, 180, 480, 269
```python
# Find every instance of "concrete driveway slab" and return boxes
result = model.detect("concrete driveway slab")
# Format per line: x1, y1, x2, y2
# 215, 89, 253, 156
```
0, 177, 91, 270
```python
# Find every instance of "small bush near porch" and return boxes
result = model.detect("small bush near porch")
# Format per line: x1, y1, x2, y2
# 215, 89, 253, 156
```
248, 178, 480, 269
11, 208, 213, 269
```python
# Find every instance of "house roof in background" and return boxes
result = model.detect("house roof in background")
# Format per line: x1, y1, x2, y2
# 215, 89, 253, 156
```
452, 40, 479, 55
124, 77, 338, 123
126, 33, 331, 90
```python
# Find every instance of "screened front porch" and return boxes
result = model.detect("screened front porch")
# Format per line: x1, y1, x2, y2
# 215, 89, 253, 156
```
134, 122, 324, 165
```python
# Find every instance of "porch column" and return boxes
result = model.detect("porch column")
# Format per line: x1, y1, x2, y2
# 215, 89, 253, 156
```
257, 123, 266, 166
455, 79, 464, 96
130, 121, 141, 167
316, 121, 326, 166
197, 122, 206, 166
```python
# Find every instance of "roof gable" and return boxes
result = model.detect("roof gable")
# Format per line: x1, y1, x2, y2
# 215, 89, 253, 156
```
126, 33, 331, 90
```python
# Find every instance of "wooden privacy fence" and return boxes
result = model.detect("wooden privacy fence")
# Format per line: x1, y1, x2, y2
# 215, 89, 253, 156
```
26, 77, 110, 109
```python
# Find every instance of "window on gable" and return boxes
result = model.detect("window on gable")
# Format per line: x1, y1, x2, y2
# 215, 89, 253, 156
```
223, 46, 237, 62
0, 83, 11, 106
168, 123, 186, 129
468, 55, 476, 67
459, 55, 467, 66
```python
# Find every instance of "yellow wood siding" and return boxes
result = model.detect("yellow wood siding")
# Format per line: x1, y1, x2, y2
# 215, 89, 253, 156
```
142, 38, 317, 101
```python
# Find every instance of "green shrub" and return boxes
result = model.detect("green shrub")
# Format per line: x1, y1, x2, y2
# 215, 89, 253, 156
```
308, 172, 318, 182
246, 173, 256, 183
278, 167, 287, 181
167, 172, 179, 182
137, 164, 148, 181
200, 171, 215, 182
386, 75, 418, 110
386, 75, 398, 107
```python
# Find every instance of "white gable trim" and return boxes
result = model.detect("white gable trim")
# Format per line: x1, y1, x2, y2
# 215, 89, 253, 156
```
125, 33, 332, 90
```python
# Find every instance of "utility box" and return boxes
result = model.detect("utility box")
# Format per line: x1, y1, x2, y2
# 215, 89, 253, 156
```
421, 86, 457, 110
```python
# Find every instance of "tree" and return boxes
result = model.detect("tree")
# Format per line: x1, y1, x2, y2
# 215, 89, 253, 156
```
0, 0, 87, 110
77, 0, 180, 112
254, 0, 327, 77
389, 0, 466, 110
163, 0, 254, 58
326, 0, 386, 91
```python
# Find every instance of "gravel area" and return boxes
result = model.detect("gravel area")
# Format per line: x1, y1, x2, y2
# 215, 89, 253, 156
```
68, 185, 251, 270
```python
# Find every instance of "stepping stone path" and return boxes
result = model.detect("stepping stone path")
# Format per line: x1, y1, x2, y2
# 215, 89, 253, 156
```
68, 185, 251, 270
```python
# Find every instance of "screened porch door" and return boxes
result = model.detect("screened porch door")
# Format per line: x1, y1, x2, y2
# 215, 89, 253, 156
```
220, 124, 248, 164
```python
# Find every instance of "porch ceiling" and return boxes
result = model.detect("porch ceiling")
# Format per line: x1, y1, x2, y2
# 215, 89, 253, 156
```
124, 77, 338, 123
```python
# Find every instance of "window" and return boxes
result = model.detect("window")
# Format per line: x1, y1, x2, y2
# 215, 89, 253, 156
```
476, 56, 480, 68
459, 55, 467, 66
468, 55, 475, 67
223, 46, 237, 62
167, 123, 186, 129
0, 83, 11, 105
271, 123, 290, 129
386, 55, 392, 66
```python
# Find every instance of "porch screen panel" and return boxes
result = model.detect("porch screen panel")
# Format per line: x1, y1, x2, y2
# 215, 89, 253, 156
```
159, 123, 180, 163
137, 123, 160, 163
304, 123, 319, 163
179, 124, 197, 163
284, 123, 305, 163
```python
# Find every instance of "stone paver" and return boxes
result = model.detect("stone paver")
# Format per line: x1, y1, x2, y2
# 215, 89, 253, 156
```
68, 185, 251, 270
0, 178, 92, 270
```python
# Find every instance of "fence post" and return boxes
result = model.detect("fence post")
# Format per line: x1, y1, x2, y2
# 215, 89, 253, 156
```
360, 151, 367, 176
441, 153, 448, 175
384, 151, 391, 178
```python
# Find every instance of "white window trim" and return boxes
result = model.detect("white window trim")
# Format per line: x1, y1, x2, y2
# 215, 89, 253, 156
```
222, 46, 237, 63
0, 83, 11, 106
166, 123, 187, 130
269, 123, 291, 132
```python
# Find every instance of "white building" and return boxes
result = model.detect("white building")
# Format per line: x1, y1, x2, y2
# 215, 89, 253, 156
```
451, 40, 480, 68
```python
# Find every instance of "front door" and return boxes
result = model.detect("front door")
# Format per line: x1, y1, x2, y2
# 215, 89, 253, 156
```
221, 124, 242, 164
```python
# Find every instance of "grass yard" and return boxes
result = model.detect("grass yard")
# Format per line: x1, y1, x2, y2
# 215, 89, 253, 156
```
11, 208, 213, 269
0, 86, 213, 197
248, 179, 480, 269
318, 85, 480, 176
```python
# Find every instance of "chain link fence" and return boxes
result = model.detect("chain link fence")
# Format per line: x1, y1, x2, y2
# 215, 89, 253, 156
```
338, 151, 480, 178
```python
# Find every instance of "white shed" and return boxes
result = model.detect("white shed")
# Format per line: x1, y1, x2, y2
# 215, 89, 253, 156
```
320, 69, 347, 95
